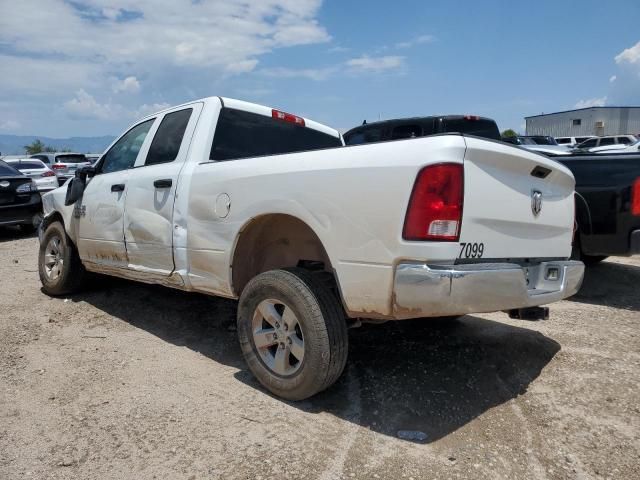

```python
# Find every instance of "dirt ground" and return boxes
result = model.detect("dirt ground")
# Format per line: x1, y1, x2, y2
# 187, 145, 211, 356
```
1, 230, 639, 480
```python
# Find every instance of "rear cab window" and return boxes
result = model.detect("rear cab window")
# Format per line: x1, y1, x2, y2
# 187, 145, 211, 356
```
344, 127, 383, 145
11, 161, 45, 170
210, 108, 342, 161
441, 117, 501, 140
55, 154, 87, 163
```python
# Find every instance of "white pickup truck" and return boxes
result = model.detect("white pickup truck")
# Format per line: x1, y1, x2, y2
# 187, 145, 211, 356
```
38, 97, 584, 400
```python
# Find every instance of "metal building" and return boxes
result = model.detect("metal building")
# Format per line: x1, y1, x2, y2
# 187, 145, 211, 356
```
525, 106, 640, 137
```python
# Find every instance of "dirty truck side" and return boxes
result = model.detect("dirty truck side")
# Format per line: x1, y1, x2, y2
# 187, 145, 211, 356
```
38, 97, 584, 400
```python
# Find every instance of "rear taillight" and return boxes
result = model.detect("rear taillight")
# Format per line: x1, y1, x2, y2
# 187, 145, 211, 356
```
42, 171, 56, 177
52, 164, 65, 170
272, 109, 305, 126
463, 115, 480, 121
632, 178, 640, 216
403, 163, 464, 241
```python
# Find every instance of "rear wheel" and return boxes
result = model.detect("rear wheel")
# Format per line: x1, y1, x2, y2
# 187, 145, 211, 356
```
237, 268, 348, 400
38, 221, 86, 296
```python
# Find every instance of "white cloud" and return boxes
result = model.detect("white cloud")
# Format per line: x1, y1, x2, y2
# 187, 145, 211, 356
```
64, 90, 119, 120
574, 96, 607, 109
395, 34, 435, 49
134, 103, 171, 118
609, 75, 617, 83
0, 0, 331, 84
261, 66, 336, 81
615, 41, 640, 64
112, 76, 141, 94
0, 119, 21, 131
64, 89, 173, 121
328, 45, 350, 53
261, 54, 406, 81
346, 55, 405, 73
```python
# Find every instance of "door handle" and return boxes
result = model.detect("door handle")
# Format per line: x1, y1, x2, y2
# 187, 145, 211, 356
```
111, 183, 125, 192
153, 179, 172, 188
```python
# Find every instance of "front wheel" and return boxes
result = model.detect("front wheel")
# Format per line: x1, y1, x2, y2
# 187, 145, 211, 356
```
237, 268, 348, 401
38, 221, 86, 296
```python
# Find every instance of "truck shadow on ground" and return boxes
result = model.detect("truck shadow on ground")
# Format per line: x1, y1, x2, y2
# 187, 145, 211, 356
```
68, 277, 559, 443
569, 259, 640, 312
0, 226, 37, 244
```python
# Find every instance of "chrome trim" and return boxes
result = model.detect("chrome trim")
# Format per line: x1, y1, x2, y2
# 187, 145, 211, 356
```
393, 260, 584, 318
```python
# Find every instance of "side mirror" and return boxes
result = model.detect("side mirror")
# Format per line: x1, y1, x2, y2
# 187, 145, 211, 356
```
76, 165, 96, 180
64, 176, 86, 206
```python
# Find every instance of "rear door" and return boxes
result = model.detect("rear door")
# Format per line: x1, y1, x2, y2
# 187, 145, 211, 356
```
460, 136, 575, 260
123, 103, 202, 275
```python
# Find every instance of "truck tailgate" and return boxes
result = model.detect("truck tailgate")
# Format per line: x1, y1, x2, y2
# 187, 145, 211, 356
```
460, 137, 575, 259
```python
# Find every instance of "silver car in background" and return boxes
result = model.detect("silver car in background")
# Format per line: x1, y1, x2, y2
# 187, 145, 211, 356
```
5, 158, 59, 192
29, 152, 90, 185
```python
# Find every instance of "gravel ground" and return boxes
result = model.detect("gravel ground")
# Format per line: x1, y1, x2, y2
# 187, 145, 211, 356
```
1, 230, 639, 480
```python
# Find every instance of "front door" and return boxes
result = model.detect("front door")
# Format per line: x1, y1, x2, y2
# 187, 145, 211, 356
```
77, 118, 156, 268
123, 104, 202, 275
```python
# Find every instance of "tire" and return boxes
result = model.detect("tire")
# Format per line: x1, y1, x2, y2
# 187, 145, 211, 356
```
581, 254, 608, 265
38, 221, 86, 296
237, 268, 348, 401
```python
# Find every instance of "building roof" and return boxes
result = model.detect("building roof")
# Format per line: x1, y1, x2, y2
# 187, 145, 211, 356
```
525, 106, 640, 119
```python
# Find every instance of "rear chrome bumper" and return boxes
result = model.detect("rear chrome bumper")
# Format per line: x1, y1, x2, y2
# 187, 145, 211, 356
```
392, 260, 584, 319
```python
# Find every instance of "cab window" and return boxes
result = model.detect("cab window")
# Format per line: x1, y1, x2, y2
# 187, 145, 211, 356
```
100, 119, 154, 174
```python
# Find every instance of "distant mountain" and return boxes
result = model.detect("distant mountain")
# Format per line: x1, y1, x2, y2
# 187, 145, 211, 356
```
0, 134, 116, 156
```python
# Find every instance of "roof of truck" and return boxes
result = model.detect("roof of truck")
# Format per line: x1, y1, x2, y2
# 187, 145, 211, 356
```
139, 96, 340, 139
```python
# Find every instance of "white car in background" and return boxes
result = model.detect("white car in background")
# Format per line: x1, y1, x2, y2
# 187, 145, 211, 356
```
5, 158, 59, 192
575, 135, 637, 152
555, 136, 596, 148
590, 140, 640, 154
29, 152, 91, 185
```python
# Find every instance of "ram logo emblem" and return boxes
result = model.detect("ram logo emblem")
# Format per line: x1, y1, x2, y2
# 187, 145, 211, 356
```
531, 190, 543, 216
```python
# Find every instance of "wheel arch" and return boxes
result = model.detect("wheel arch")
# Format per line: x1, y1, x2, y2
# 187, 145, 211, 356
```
230, 213, 337, 297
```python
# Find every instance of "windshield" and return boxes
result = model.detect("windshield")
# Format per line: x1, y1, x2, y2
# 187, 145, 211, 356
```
55, 154, 87, 163
530, 136, 558, 145
0, 160, 21, 176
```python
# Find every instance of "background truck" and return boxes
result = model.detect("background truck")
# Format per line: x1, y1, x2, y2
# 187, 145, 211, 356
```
37, 97, 584, 400
551, 152, 640, 263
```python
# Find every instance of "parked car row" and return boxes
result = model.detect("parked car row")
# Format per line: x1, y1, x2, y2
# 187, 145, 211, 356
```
4, 159, 59, 192
0, 160, 43, 232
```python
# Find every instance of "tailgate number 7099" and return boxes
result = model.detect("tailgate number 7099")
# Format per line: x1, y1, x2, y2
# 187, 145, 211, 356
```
459, 242, 485, 259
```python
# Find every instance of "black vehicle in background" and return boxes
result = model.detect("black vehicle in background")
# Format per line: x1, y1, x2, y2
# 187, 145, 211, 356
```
344, 114, 639, 264
0, 160, 42, 233
343, 115, 501, 145
550, 152, 640, 264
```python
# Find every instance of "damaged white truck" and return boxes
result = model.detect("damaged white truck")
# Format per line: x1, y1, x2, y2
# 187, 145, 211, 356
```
38, 97, 584, 400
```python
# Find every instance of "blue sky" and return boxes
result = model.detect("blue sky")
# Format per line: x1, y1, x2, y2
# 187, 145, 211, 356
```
1, 0, 639, 138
